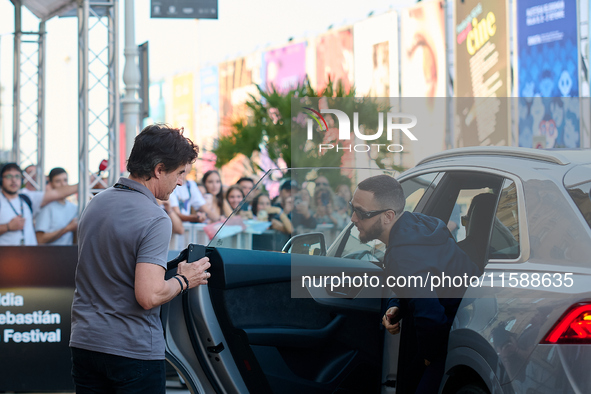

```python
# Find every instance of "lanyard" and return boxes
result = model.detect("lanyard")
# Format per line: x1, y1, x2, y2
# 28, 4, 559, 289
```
186, 181, 192, 199
6, 196, 25, 245
6, 197, 23, 217
114, 183, 142, 193
178, 181, 192, 212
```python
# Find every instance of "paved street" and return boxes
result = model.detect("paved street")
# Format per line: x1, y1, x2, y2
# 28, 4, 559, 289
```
166, 378, 191, 394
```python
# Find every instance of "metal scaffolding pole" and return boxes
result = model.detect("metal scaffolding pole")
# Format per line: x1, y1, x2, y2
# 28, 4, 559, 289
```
78, 0, 90, 212
12, 0, 21, 165
12, 0, 46, 191
37, 21, 46, 190
77, 0, 120, 213
122, 0, 141, 162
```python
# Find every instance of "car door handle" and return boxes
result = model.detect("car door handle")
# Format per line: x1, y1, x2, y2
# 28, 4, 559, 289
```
243, 314, 345, 348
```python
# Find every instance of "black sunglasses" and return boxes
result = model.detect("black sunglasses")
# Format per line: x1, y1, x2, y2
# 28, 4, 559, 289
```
349, 201, 395, 220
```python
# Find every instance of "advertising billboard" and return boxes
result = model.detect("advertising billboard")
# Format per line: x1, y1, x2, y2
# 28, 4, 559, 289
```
171, 72, 195, 142
517, 0, 580, 148
400, 1, 446, 99
148, 80, 166, 125
454, 0, 511, 147
198, 66, 219, 151
218, 54, 265, 137
264, 42, 307, 93
400, 1, 447, 168
353, 12, 399, 97
0, 247, 78, 392
316, 28, 354, 92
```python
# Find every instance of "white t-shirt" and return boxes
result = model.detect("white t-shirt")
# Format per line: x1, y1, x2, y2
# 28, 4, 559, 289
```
169, 180, 206, 215
0, 192, 39, 245
35, 200, 78, 245
19, 189, 44, 217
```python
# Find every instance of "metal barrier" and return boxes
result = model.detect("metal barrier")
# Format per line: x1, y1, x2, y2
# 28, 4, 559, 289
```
170, 222, 253, 251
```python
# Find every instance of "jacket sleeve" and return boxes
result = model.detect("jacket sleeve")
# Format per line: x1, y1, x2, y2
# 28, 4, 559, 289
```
386, 297, 401, 311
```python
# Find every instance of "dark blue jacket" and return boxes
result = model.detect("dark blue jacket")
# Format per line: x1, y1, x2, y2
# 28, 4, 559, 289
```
385, 211, 479, 362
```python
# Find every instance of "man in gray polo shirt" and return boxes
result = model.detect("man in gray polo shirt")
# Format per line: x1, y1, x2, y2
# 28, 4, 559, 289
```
70, 124, 211, 393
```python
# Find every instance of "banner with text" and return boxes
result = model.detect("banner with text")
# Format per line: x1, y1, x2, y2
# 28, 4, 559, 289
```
198, 66, 220, 152
171, 72, 195, 142
454, 0, 511, 147
517, 0, 581, 148
0, 246, 77, 392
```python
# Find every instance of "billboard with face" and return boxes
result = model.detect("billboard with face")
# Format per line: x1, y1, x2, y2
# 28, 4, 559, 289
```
316, 28, 354, 92
353, 12, 399, 98
399, 1, 447, 167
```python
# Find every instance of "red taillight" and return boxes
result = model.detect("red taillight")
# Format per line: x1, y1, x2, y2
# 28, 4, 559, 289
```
543, 303, 591, 344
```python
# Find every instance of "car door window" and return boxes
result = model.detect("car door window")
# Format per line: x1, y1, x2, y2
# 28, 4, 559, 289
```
422, 171, 522, 270
400, 172, 440, 212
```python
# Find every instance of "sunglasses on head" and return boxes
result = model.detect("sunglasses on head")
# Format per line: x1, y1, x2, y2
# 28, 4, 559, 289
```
349, 201, 395, 220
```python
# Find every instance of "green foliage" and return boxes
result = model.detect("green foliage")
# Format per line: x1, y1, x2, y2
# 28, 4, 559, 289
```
214, 77, 352, 170
213, 77, 405, 176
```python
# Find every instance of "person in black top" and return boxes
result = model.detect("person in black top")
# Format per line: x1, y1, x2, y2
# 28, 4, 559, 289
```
350, 175, 478, 393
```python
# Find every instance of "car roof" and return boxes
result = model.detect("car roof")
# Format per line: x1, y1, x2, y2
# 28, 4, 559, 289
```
417, 147, 591, 167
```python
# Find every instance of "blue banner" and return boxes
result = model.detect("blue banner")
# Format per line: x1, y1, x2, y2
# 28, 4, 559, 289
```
517, 0, 580, 148
200, 66, 219, 114
198, 66, 220, 151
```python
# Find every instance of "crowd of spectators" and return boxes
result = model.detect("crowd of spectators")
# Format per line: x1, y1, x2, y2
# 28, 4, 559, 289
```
0, 161, 354, 252
0, 163, 79, 246
163, 169, 355, 251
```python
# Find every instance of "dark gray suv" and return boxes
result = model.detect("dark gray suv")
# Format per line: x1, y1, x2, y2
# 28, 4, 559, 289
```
162, 147, 591, 394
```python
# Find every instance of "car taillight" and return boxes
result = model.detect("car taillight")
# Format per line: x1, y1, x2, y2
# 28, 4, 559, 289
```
542, 303, 591, 344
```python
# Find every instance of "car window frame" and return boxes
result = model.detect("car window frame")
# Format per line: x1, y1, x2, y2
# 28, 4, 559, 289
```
400, 172, 443, 214
397, 166, 530, 265
325, 171, 442, 262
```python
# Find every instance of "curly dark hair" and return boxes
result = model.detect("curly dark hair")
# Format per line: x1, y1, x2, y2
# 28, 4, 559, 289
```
127, 124, 198, 180
1, 163, 22, 178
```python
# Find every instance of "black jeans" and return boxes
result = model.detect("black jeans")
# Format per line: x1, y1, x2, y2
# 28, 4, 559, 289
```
71, 347, 166, 394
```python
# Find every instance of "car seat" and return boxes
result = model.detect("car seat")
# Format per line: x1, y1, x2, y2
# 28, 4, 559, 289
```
457, 193, 498, 274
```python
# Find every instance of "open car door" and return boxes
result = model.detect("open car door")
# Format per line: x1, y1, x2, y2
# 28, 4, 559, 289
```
162, 240, 386, 394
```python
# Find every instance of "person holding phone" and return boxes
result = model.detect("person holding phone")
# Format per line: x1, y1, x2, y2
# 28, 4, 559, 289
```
313, 187, 346, 229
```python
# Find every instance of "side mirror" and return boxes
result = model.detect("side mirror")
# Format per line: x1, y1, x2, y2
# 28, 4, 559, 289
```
282, 232, 326, 256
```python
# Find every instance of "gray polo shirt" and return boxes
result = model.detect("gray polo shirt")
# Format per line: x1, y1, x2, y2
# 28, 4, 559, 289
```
70, 177, 172, 360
